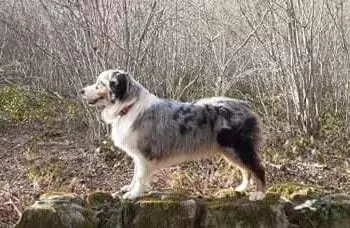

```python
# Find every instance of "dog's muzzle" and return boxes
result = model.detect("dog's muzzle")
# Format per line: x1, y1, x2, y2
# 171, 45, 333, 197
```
80, 87, 108, 105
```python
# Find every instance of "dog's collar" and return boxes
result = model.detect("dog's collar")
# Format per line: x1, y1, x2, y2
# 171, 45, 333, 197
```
119, 103, 134, 116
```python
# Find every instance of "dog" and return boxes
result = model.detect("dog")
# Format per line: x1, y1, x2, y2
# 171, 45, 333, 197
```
81, 69, 266, 201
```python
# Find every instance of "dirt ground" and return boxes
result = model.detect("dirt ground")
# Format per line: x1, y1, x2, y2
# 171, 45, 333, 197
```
1, 120, 350, 227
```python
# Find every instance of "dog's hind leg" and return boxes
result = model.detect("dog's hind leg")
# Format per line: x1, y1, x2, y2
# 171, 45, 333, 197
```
248, 163, 265, 201
234, 167, 251, 192
222, 153, 251, 192
217, 116, 266, 201
222, 149, 265, 200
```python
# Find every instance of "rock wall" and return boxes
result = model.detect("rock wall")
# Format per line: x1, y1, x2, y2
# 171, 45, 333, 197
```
15, 190, 350, 228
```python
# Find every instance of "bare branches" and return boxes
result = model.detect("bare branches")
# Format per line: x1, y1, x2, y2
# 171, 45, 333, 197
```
0, 0, 349, 136
122, 0, 130, 70
1, 189, 22, 218
229, 9, 270, 65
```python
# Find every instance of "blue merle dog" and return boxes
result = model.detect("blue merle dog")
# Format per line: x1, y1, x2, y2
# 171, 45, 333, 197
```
81, 69, 266, 201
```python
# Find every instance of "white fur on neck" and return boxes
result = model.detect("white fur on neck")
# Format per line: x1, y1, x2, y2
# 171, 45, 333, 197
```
101, 81, 155, 124
105, 90, 159, 157
101, 98, 138, 124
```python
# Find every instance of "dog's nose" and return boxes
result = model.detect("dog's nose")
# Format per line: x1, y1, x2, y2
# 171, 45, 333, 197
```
80, 89, 85, 95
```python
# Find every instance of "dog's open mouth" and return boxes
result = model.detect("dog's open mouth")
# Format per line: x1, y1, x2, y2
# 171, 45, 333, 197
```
88, 97, 104, 105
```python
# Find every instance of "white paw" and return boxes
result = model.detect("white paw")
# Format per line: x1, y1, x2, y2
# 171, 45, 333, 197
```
120, 184, 132, 192
249, 191, 266, 201
122, 190, 142, 200
235, 184, 248, 193
111, 191, 120, 199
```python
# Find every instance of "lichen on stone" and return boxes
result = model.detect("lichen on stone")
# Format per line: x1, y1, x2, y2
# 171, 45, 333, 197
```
15, 192, 97, 228
267, 182, 326, 201
87, 192, 115, 208
15, 190, 350, 228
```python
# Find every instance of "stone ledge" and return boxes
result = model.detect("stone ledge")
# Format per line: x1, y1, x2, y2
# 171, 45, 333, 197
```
15, 189, 350, 228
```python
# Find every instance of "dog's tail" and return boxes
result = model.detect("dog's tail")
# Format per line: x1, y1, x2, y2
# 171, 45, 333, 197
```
245, 112, 263, 152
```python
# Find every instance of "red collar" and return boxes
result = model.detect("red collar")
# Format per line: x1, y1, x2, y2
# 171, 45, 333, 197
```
119, 103, 134, 116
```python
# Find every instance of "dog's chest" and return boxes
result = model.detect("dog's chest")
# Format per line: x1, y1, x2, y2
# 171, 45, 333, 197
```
111, 119, 131, 144
110, 118, 139, 156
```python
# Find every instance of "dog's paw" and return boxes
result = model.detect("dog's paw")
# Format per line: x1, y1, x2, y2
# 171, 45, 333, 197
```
122, 190, 142, 200
249, 191, 266, 201
234, 184, 248, 193
120, 184, 132, 192
111, 191, 121, 199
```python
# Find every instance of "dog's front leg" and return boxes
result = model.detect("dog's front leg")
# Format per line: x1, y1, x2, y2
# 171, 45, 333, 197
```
120, 162, 138, 192
122, 159, 151, 200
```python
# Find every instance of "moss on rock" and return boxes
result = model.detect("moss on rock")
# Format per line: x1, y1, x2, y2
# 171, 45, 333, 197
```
87, 192, 127, 228
15, 192, 97, 228
286, 194, 350, 228
267, 182, 326, 201
212, 188, 245, 199
39, 192, 87, 207
16, 190, 350, 228
202, 197, 284, 228
87, 192, 115, 208
130, 197, 200, 228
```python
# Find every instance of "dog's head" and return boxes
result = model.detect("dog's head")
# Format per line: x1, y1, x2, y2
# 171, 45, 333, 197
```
81, 69, 133, 107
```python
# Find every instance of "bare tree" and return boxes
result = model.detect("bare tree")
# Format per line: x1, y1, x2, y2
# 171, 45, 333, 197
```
0, 0, 349, 137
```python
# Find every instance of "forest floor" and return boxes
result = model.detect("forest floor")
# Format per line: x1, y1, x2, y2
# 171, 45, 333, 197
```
1, 86, 350, 227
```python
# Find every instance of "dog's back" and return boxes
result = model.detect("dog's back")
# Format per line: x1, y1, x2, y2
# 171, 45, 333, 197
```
131, 97, 261, 160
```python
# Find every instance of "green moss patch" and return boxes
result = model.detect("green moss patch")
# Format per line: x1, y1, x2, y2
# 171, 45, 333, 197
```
132, 198, 199, 228
203, 201, 279, 228
40, 192, 86, 207
28, 160, 66, 185
16, 190, 350, 228
16, 192, 97, 228
267, 182, 326, 201
87, 192, 115, 208
0, 86, 83, 124
0, 86, 54, 121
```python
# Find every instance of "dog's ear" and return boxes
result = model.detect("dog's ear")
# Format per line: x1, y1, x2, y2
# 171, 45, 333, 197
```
110, 72, 128, 100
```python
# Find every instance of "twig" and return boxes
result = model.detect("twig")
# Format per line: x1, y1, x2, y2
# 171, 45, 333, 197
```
225, 9, 271, 65
264, 161, 283, 169
4, 198, 22, 218
177, 64, 205, 99
0, 189, 20, 203
1, 189, 23, 217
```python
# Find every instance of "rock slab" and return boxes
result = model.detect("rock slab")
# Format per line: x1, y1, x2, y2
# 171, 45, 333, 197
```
15, 191, 350, 228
